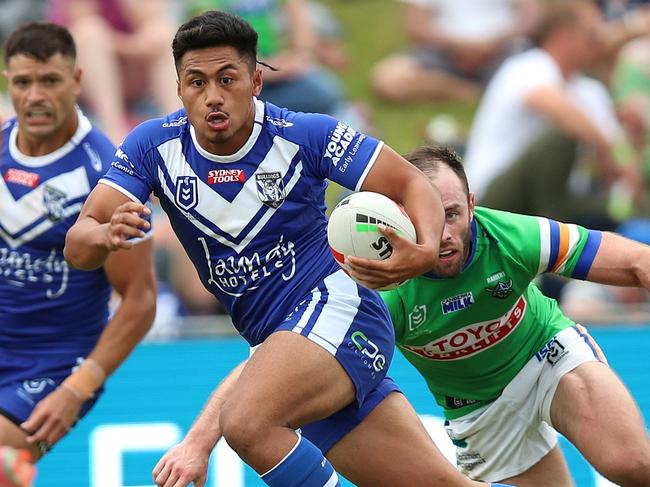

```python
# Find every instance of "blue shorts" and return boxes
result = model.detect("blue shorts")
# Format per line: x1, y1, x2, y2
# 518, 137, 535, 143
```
301, 377, 401, 453
276, 269, 396, 406
0, 349, 100, 426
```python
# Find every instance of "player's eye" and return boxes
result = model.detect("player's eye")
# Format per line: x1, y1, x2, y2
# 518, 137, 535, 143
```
221, 76, 234, 85
13, 79, 30, 88
43, 77, 60, 86
191, 79, 206, 88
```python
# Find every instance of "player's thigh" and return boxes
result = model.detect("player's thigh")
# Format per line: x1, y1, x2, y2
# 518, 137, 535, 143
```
499, 445, 573, 487
0, 416, 39, 460
551, 361, 650, 467
326, 392, 465, 487
225, 330, 356, 428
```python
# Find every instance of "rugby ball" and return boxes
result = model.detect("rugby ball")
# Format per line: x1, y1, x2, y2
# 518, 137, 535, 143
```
327, 192, 417, 291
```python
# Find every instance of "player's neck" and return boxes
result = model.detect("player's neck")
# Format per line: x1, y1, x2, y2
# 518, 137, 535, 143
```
16, 110, 79, 157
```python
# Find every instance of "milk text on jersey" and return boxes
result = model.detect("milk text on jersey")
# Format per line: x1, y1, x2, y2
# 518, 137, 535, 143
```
200, 235, 296, 297
0, 247, 69, 298
402, 296, 527, 360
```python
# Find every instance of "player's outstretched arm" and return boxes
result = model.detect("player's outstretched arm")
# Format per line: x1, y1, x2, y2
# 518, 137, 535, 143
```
585, 231, 650, 288
153, 361, 247, 487
347, 145, 444, 289
65, 183, 151, 270
21, 236, 157, 453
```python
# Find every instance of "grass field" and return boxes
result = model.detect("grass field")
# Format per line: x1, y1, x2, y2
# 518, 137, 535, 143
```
322, 0, 477, 154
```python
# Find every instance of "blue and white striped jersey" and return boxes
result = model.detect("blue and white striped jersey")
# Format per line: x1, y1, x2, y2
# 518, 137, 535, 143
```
0, 111, 116, 350
101, 99, 384, 345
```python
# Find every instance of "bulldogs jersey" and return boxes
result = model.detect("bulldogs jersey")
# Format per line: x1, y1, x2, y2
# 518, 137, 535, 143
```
0, 111, 115, 351
382, 207, 602, 419
101, 99, 384, 345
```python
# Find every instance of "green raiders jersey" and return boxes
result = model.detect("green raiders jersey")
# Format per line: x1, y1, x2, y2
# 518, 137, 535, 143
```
381, 207, 602, 419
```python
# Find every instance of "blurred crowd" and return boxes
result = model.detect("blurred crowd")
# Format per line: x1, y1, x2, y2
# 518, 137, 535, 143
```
1, 0, 649, 334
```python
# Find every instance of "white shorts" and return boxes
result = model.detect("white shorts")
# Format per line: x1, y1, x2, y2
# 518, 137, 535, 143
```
445, 325, 607, 482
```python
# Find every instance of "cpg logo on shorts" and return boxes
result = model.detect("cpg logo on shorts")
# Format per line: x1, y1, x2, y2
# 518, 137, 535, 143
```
349, 331, 386, 377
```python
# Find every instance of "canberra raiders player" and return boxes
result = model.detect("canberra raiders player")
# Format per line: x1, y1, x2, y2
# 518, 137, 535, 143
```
360, 146, 650, 487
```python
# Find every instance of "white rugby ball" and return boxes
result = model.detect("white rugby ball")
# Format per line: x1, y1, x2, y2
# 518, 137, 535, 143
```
327, 191, 417, 291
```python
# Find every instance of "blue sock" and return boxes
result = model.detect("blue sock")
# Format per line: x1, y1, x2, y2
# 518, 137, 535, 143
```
260, 434, 341, 487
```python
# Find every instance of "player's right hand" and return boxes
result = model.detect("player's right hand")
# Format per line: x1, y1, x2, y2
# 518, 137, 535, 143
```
105, 201, 150, 251
152, 441, 209, 487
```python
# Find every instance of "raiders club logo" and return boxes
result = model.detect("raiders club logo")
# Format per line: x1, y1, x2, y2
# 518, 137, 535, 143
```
256, 172, 286, 209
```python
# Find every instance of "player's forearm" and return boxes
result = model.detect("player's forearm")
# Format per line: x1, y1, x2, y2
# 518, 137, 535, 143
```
64, 217, 111, 270
87, 286, 157, 377
587, 232, 650, 288
185, 361, 247, 452
400, 175, 445, 253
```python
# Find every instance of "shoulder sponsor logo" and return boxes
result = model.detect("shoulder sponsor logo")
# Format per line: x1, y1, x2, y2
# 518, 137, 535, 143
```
408, 304, 427, 331
265, 116, 294, 128
208, 169, 246, 184
255, 171, 285, 209
112, 148, 135, 176
4, 168, 39, 188
402, 296, 527, 360
162, 116, 188, 128
535, 336, 567, 365
324, 122, 358, 168
441, 292, 474, 314
175, 176, 199, 211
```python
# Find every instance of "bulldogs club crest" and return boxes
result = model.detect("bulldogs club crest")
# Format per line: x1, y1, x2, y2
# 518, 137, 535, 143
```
176, 176, 199, 211
43, 185, 67, 221
256, 172, 285, 208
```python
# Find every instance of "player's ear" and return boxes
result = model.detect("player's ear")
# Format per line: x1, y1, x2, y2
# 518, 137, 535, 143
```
73, 67, 82, 96
468, 192, 475, 220
252, 68, 263, 97
176, 79, 182, 100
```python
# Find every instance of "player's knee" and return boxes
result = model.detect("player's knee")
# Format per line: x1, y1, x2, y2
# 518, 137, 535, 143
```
70, 15, 113, 46
220, 404, 268, 456
371, 63, 410, 101
598, 451, 650, 486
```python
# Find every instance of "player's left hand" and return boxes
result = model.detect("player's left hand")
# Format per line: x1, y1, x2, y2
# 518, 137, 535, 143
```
346, 225, 436, 289
152, 440, 210, 487
21, 385, 84, 449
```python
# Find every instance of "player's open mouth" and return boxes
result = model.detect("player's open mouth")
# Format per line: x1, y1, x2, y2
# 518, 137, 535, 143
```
439, 249, 456, 260
25, 110, 52, 122
206, 112, 229, 131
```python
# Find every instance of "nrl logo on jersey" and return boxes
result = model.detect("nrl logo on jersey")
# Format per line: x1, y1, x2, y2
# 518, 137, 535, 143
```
175, 176, 199, 211
256, 172, 285, 209
43, 185, 67, 221
408, 304, 427, 331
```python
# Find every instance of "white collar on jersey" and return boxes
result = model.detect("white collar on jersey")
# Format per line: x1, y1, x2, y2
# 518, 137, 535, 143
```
189, 97, 265, 163
9, 106, 93, 167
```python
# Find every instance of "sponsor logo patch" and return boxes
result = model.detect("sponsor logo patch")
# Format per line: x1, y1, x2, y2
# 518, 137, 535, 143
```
4, 168, 39, 188
403, 296, 527, 360
441, 292, 474, 314
208, 169, 246, 184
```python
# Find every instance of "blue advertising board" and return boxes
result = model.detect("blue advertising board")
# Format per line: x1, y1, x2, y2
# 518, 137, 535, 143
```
36, 325, 650, 487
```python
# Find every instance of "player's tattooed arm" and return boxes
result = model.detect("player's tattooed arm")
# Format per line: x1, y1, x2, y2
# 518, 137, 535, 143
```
153, 361, 247, 487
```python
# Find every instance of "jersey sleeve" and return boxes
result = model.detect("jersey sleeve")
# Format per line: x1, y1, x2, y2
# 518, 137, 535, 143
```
535, 217, 602, 280
99, 122, 157, 204
296, 112, 384, 191
380, 290, 408, 342
476, 207, 602, 281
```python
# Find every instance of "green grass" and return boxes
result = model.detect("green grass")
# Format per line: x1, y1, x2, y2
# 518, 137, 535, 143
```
323, 0, 476, 154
